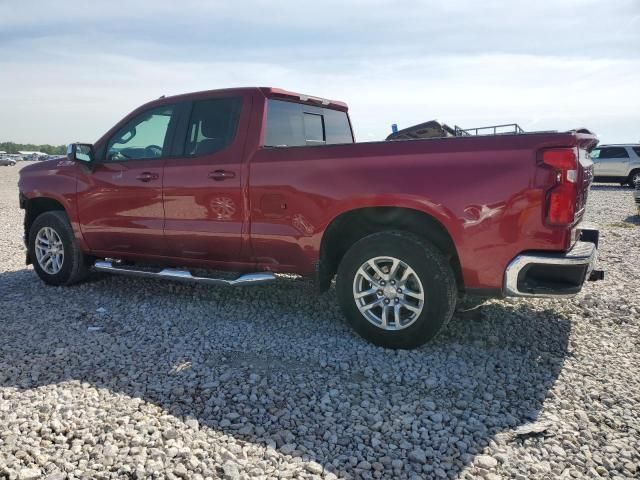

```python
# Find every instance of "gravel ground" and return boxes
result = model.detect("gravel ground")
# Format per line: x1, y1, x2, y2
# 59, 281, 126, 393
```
0, 163, 638, 480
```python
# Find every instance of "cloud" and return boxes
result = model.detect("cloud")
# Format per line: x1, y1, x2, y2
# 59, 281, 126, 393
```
1, 0, 638, 144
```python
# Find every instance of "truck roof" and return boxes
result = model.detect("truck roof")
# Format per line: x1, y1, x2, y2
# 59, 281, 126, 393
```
156, 87, 349, 112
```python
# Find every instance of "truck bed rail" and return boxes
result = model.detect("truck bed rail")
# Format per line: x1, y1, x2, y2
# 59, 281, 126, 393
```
454, 123, 525, 137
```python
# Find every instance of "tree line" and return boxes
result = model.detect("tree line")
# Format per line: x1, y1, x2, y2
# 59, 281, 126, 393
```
0, 142, 66, 155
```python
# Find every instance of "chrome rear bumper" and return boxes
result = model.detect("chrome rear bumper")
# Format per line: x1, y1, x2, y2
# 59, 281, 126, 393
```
504, 231, 601, 297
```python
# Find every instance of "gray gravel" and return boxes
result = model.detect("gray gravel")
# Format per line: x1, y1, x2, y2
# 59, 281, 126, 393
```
1, 163, 639, 479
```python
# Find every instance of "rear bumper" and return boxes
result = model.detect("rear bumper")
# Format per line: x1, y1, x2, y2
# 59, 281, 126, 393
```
504, 228, 602, 297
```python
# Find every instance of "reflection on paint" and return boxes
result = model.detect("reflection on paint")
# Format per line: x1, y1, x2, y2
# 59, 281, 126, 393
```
292, 213, 315, 235
208, 196, 236, 220
463, 204, 504, 228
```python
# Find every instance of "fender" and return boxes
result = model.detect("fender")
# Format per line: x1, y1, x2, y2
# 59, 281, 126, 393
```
19, 161, 90, 252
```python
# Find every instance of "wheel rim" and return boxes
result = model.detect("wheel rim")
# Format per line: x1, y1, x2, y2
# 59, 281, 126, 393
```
352, 256, 425, 331
35, 227, 64, 275
632, 172, 640, 186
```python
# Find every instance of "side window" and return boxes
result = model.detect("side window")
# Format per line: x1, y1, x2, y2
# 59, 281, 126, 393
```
106, 105, 175, 161
599, 147, 629, 159
590, 149, 600, 159
632, 147, 640, 157
184, 97, 242, 156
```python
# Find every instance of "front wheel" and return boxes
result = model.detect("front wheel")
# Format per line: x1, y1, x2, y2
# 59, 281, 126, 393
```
627, 170, 640, 188
336, 231, 457, 349
28, 211, 89, 286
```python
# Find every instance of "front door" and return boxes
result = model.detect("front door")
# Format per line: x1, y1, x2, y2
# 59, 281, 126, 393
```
77, 104, 177, 256
163, 95, 248, 264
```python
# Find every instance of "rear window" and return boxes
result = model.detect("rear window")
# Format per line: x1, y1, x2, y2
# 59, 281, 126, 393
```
324, 108, 354, 144
303, 113, 324, 143
597, 147, 629, 159
264, 99, 353, 147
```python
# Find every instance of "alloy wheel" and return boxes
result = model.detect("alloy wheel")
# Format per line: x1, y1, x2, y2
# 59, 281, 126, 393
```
352, 256, 425, 330
35, 226, 65, 275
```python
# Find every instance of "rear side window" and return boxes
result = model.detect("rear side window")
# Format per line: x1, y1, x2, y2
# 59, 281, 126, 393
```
598, 147, 629, 159
633, 147, 640, 157
264, 99, 353, 147
185, 97, 242, 156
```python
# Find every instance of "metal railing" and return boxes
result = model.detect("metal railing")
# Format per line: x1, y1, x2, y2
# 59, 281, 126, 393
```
454, 123, 525, 137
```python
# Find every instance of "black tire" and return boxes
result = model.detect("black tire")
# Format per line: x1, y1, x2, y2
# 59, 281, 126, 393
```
627, 170, 640, 188
28, 210, 89, 286
336, 231, 457, 349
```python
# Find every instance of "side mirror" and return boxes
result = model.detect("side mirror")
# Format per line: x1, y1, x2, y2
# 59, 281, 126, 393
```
67, 143, 94, 163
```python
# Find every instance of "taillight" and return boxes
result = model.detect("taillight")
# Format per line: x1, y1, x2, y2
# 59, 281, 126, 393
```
542, 148, 578, 226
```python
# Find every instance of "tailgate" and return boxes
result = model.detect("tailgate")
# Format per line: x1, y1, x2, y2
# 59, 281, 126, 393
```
576, 147, 594, 221
575, 133, 598, 223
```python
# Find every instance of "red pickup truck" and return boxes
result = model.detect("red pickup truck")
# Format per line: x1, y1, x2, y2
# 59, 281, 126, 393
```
18, 87, 602, 348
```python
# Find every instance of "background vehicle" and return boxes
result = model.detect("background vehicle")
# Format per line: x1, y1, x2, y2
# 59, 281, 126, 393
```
0, 156, 17, 166
18, 87, 602, 348
590, 144, 640, 187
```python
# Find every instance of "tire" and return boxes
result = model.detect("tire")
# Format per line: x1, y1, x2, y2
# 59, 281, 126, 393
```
28, 210, 89, 286
627, 170, 640, 188
336, 231, 457, 349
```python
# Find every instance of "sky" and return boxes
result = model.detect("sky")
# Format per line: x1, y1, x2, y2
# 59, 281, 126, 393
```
0, 0, 639, 145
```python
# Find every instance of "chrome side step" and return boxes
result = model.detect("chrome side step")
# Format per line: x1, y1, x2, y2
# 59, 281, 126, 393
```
93, 261, 275, 286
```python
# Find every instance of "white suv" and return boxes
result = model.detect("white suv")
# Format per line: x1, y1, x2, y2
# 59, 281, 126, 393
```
591, 144, 640, 187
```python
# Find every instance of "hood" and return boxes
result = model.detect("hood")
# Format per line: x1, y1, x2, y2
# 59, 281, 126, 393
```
19, 157, 69, 174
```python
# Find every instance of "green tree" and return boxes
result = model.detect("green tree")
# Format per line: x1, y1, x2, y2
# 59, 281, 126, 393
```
0, 142, 66, 155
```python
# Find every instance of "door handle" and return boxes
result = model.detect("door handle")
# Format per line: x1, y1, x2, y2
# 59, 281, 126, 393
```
209, 170, 236, 181
136, 172, 159, 182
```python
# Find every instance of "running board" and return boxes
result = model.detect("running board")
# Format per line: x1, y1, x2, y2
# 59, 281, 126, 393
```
93, 261, 275, 286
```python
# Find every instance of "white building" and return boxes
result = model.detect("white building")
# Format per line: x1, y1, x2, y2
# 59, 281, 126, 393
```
17, 151, 48, 160
17, 151, 47, 156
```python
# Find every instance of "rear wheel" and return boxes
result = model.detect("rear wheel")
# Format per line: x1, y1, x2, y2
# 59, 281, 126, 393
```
29, 211, 89, 286
336, 231, 457, 349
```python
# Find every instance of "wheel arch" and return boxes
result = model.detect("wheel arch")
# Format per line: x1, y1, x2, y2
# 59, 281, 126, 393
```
627, 168, 640, 186
22, 196, 69, 265
318, 206, 463, 293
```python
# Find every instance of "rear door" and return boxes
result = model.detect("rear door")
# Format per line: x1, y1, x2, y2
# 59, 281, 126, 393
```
162, 94, 249, 264
77, 104, 178, 256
